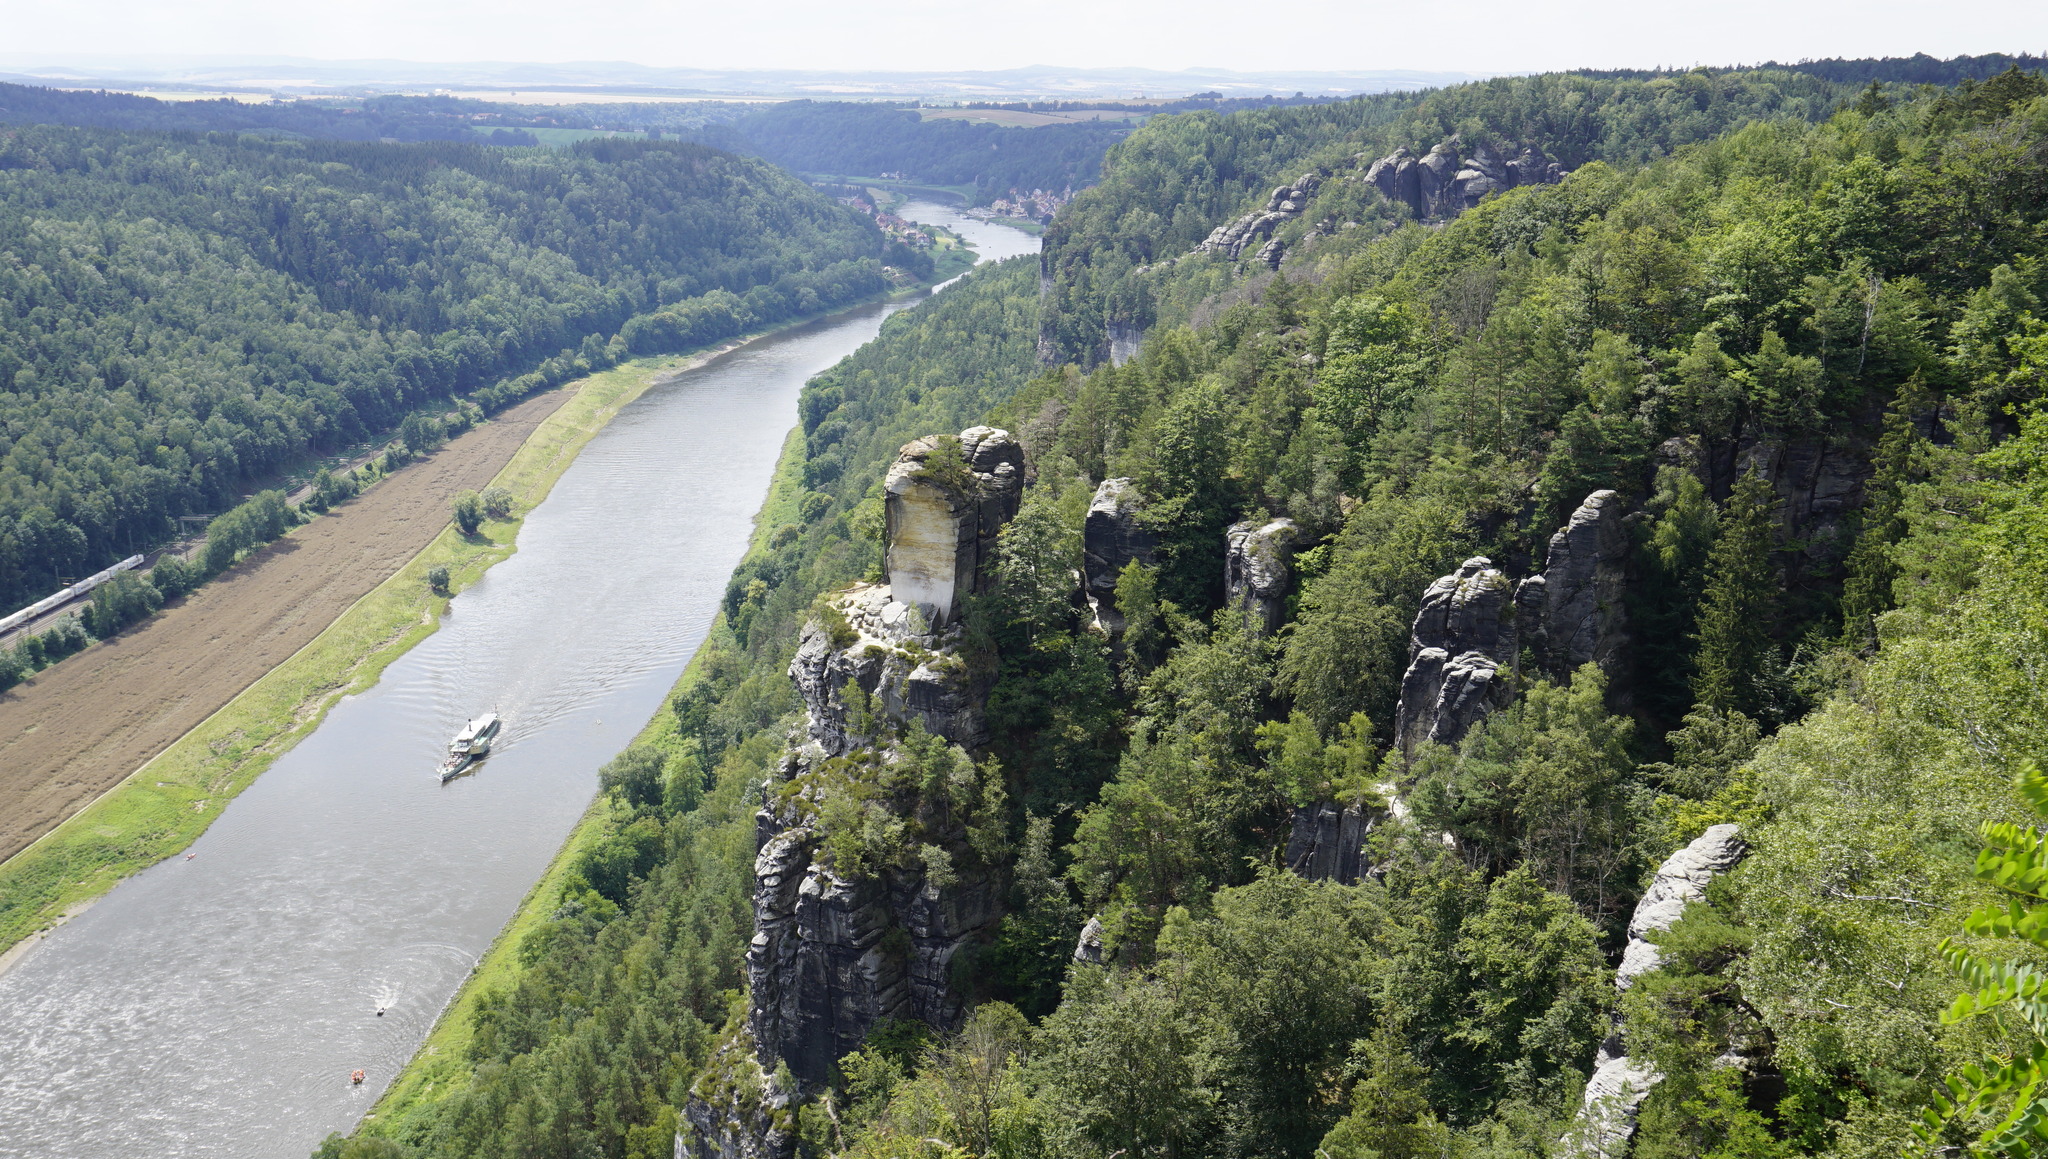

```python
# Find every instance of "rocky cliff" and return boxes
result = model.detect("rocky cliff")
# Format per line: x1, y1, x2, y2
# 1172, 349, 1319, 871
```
1363, 137, 1567, 221
881, 425, 1025, 629
1191, 137, 1567, 276
1661, 431, 1871, 592
1197, 173, 1324, 266
1561, 824, 1749, 1158
684, 428, 1024, 1159
1081, 477, 1157, 634
1393, 556, 1521, 761
1296, 490, 1631, 883
1396, 490, 1634, 761
1283, 799, 1379, 883
1515, 489, 1632, 684
1225, 517, 1301, 637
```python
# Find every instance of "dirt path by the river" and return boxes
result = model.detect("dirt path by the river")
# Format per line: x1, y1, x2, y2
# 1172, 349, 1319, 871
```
0, 390, 573, 863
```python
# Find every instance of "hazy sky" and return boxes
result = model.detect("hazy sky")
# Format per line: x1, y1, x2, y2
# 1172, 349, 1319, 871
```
3, 0, 2043, 75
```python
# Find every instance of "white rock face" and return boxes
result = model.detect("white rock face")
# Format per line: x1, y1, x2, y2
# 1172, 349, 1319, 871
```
1560, 824, 1749, 1159
883, 471, 961, 617
881, 427, 1023, 629
1618, 822, 1748, 991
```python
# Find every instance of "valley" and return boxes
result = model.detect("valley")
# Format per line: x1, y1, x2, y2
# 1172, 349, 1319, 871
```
4, 45, 2048, 1159
0, 202, 1038, 1159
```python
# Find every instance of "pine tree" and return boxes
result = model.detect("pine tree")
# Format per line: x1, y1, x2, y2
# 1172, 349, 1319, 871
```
1691, 472, 1780, 718
1838, 379, 1928, 648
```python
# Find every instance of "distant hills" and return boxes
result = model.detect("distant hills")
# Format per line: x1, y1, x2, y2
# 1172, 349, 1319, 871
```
0, 54, 1485, 101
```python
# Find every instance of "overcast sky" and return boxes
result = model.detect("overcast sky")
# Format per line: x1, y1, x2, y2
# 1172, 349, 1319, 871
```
2, 0, 2043, 76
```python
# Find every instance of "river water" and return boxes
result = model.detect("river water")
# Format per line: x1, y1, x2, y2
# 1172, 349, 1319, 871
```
0, 201, 1036, 1158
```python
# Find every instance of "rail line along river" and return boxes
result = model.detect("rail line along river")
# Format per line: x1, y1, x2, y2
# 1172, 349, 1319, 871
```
0, 202, 1037, 1159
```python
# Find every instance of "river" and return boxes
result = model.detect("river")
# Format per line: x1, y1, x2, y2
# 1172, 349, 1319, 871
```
0, 201, 1037, 1158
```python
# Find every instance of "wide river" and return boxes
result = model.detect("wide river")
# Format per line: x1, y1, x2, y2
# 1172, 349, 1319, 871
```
0, 202, 1037, 1158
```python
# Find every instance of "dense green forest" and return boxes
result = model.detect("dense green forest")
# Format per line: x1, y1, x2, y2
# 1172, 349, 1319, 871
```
0, 84, 1137, 210
1587, 52, 2047, 85
1039, 54, 2044, 364
0, 84, 568, 143
685, 102, 1127, 205
0, 128, 898, 614
329, 57, 2048, 1159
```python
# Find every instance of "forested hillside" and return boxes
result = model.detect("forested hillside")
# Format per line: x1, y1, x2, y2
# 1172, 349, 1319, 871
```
1039, 55, 2042, 364
0, 82, 1135, 213
337, 255, 1047, 1158
688, 102, 1127, 205
332, 57, 2048, 1159
0, 83, 559, 143
0, 129, 894, 613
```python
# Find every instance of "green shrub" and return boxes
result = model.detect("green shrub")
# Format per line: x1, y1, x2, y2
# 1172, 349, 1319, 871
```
399, 412, 445, 453
82, 572, 164, 639
150, 555, 200, 598
450, 491, 485, 536
202, 491, 293, 574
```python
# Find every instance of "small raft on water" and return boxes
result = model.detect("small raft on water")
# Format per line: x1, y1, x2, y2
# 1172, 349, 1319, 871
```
350, 1069, 365, 1085
436, 712, 501, 782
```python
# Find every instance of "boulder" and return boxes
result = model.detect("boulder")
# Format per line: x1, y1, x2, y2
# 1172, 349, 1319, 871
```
1559, 825, 1749, 1159
1393, 557, 1518, 758
1516, 490, 1631, 681
883, 426, 1024, 629
1083, 478, 1158, 631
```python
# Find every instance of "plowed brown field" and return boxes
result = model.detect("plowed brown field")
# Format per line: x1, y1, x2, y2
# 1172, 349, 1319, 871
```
0, 389, 572, 862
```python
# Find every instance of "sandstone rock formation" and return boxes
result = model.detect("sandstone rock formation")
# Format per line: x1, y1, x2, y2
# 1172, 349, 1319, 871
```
745, 809, 1002, 1088
883, 426, 1025, 629
684, 430, 1025, 1159
1393, 557, 1519, 759
1107, 319, 1144, 367
1082, 477, 1157, 633
1560, 824, 1749, 1159
1364, 138, 1565, 220
1516, 490, 1630, 682
787, 582, 993, 757
1283, 799, 1378, 884
1072, 915, 1105, 964
1197, 173, 1323, 264
1224, 517, 1301, 636
1658, 431, 1872, 596
682, 1042, 790, 1159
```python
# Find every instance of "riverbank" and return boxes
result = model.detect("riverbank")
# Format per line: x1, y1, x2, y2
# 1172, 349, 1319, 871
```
0, 301, 895, 962
356, 418, 810, 1141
